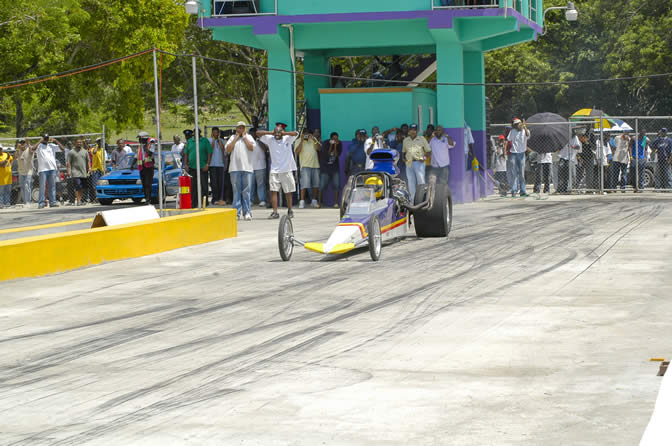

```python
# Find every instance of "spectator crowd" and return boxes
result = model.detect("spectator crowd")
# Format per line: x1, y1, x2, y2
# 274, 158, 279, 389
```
492, 120, 672, 196
2, 117, 670, 211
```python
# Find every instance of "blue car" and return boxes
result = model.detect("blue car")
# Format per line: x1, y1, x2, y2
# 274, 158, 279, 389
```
96, 152, 181, 205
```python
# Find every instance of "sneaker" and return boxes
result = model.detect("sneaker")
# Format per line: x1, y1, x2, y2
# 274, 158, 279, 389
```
299, 200, 305, 209
268, 211, 279, 219
258, 201, 266, 207
310, 199, 318, 208
38, 204, 45, 209
333, 203, 339, 208
244, 213, 252, 221
287, 209, 294, 218
520, 193, 529, 197
511, 193, 517, 198
50, 203, 60, 208
237, 214, 241, 220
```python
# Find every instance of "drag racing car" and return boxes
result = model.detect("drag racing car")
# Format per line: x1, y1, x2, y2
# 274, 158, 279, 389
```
278, 150, 452, 261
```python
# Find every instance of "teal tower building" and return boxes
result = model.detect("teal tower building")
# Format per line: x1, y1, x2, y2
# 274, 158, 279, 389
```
202, 1, 543, 203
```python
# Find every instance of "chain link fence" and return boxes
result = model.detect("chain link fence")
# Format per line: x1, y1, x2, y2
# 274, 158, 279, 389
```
0, 132, 108, 208
489, 116, 672, 196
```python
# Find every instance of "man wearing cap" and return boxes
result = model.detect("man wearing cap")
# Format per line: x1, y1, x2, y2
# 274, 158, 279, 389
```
345, 129, 367, 177
506, 118, 530, 197
184, 128, 213, 208
225, 122, 255, 220
256, 123, 299, 219
88, 137, 106, 203
31, 134, 65, 208
402, 124, 431, 201
136, 131, 155, 204
17, 139, 34, 205
651, 128, 672, 189
294, 128, 321, 209
0, 145, 13, 208
209, 127, 228, 206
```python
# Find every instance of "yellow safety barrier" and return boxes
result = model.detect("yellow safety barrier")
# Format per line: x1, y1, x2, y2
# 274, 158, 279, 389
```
0, 208, 237, 282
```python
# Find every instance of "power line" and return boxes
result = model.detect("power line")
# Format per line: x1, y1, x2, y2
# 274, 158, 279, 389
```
1, 47, 670, 92
159, 49, 672, 87
0, 49, 155, 90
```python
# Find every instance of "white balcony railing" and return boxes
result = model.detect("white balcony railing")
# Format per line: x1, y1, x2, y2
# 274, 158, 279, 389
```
211, 0, 277, 17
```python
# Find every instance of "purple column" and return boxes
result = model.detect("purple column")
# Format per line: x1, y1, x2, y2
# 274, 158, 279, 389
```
445, 127, 468, 204
472, 129, 491, 198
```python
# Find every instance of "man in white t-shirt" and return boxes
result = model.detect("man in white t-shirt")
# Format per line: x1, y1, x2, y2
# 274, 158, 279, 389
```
533, 150, 553, 194
557, 133, 582, 193
171, 135, 184, 158
249, 128, 267, 207
506, 118, 530, 197
257, 122, 299, 219
429, 126, 455, 184
225, 121, 255, 220
464, 121, 475, 170
31, 134, 65, 208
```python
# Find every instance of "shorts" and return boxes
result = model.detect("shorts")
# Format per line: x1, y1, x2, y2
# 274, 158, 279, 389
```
300, 167, 320, 189
72, 177, 86, 190
320, 171, 340, 191
269, 171, 296, 193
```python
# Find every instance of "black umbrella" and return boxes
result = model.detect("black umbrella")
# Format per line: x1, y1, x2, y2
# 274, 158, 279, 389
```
525, 112, 570, 154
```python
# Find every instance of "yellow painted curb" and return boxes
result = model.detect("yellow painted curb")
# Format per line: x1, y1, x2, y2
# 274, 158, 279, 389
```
0, 209, 237, 282
0, 218, 92, 235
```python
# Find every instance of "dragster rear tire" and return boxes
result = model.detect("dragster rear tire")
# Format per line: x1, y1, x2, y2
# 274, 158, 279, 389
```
340, 175, 356, 219
413, 183, 452, 237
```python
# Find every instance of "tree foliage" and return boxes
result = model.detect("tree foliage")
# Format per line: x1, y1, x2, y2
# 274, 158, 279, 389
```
486, 0, 672, 122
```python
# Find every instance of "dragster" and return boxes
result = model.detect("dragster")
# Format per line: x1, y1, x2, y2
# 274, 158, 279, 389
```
278, 150, 452, 261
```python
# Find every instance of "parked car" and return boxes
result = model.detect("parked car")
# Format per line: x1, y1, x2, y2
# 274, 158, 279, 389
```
96, 151, 181, 205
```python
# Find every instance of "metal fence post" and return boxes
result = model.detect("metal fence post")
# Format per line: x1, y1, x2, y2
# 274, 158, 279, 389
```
192, 55, 202, 210
599, 115, 604, 194
153, 49, 164, 216
635, 118, 639, 192
568, 122, 573, 193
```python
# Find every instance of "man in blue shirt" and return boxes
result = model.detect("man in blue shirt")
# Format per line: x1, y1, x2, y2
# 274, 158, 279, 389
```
631, 133, 647, 192
651, 128, 672, 189
345, 129, 367, 177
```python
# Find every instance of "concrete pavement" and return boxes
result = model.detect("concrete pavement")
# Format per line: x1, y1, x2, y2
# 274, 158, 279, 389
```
0, 195, 670, 445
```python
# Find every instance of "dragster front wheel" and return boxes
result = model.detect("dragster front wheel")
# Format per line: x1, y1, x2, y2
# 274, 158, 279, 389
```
278, 215, 294, 261
367, 215, 382, 261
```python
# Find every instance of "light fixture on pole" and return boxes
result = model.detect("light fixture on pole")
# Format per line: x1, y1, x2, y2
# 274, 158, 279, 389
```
184, 0, 204, 27
542, 1, 578, 35
184, 0, 199, 15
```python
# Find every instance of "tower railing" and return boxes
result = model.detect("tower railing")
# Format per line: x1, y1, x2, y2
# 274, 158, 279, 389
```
211, 0, 278, 17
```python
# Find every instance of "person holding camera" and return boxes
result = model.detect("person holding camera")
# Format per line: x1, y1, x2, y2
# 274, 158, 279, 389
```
31, 134, 65, 208
506, 118, 530, 197
319, 132, 342, 208
428, 125, 455, 185
345, 129, 367, 178
294, 128, 321, 208
225, 122, 254, 220
365, 126, 394, 170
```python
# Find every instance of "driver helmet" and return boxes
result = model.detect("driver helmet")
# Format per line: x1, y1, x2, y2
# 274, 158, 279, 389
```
364, 176, 384, 198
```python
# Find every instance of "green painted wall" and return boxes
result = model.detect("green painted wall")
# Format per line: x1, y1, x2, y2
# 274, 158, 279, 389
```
257, 31, 296, 130
319, 89, 435, 139
303, 53, 330, 110
463, 51, 485, 131
411, 88, 438, 130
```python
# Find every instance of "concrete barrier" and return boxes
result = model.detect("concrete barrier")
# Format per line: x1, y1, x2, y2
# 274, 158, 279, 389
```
0, 208, 237, 282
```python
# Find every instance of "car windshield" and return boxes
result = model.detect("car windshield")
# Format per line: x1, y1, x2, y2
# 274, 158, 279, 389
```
346, 188, 377, 215
116, 154, 137, 170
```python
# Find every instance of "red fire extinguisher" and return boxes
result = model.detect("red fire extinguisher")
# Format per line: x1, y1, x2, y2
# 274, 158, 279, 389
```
179, 171, 192, 209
